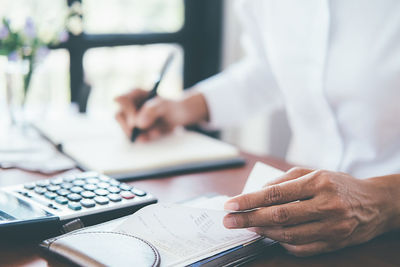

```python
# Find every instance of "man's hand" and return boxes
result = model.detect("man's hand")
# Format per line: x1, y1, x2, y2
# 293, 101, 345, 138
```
115, 89, 209, 141
223, 167, 397, 256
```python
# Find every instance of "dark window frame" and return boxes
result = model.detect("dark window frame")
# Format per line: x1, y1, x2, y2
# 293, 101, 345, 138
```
58, 0, 223, 112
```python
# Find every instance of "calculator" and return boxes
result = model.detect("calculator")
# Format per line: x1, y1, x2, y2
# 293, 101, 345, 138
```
0, 172, 157, 240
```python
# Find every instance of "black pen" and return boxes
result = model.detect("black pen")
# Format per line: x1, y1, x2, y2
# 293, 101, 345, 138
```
130, 52, 175, 142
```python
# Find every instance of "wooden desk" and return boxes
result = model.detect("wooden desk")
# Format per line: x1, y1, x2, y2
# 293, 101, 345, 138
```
0, 153, 399, 267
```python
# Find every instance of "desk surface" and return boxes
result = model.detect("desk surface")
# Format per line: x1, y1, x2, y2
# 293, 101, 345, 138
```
1, 153, 399, 267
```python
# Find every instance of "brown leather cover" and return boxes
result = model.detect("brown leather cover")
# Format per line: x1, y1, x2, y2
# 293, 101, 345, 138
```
40, 231, 160, 267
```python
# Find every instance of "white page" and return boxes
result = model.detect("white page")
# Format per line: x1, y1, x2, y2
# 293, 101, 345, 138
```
115, 203, 260, 267
35, 116, 239, 175
242, 162, 285, 194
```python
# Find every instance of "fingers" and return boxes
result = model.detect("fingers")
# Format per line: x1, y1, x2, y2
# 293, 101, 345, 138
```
264, 167, 314, 187
115, 89, 150, 130
224, 172, 316, 211
136, 98, 167, 130
248, 220, 329, 245
223, 199, 321, 229
280, 241, 331, 257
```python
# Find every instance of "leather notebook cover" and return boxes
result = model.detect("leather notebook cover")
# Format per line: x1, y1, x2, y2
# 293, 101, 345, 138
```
40, 231, 160, 267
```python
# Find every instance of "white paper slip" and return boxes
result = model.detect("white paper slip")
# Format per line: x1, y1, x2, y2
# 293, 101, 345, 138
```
115, 203, 260, 267
242, 162, 285, 194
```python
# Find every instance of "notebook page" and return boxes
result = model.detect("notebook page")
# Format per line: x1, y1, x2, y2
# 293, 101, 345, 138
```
63, 130, 239, 174
35, 116, 239, 175
115, 203, 260, 267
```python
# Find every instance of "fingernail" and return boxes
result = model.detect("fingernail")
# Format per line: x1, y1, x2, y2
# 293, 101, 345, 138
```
223, 216, 237, 228
224, 202, 239, 211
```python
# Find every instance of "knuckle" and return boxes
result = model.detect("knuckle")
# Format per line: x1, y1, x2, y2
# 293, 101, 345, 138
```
238, 214, 251, 228
333, 221, 354, 238
264, 185, 283, 204
242, 195, 254, 210
271, 207, 290, 225
280, 231, 295, 244
314, 170, 336, 190
288, 166, 309, 175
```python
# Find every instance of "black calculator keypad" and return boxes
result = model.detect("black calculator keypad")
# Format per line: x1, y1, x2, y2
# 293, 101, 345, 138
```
22, 172, 149, 211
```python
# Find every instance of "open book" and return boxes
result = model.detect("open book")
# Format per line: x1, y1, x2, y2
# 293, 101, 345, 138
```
41, 162, 285, 267
34, 115, 244, 180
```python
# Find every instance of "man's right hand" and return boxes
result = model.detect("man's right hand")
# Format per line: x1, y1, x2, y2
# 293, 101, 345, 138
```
115, 88, 209, 142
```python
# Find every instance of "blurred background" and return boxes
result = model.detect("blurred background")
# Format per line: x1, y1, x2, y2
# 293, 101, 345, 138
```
0, 0, 290, 160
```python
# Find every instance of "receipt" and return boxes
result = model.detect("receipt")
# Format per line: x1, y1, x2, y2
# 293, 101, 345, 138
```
115, 203, 259, 267
242, 162, 285, 194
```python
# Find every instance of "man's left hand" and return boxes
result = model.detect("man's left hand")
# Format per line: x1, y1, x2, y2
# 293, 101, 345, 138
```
223, 167, 394, 256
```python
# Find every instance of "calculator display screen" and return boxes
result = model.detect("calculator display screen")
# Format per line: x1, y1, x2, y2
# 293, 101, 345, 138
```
0, 192, 52, 222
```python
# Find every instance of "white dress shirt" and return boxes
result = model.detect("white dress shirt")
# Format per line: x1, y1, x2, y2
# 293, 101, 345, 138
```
197, 0, 400, 178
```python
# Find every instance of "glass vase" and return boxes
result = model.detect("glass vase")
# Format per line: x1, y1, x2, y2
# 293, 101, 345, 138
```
5, 58, 30, 130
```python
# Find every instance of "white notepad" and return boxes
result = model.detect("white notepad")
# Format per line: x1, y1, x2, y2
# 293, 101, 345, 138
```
34, 115, 242, 179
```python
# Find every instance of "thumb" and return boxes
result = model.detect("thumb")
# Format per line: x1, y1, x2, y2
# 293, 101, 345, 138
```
136, 99, 166, 130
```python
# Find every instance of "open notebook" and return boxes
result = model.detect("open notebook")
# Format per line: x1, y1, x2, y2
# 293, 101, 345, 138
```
41, 162, 285, 267
34, 115, 244, 180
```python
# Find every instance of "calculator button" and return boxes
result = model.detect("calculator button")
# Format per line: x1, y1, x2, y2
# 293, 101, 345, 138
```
83, 183, 97, 191
119, 184, 132, 191
73, 180, 86, 186
61, 182, 74, 189
131, 188, 147, 197
80, 199, 96, 208
50, 178, 63, 185
67, 193, 82, 202
109, 180, 120, 186
108, 194, 122, 202
87, 178, 99, 184
62, 175, 76, 182
44, 192, 57, 200
81, 191, 96, 199
34, 187, 47, 195
70, 186, 84, 193
99, 175, 110, 182
120, 191, 135, 200
94, 189, 109, 196
94, 196, 109, 205
68, 202, 82, 211
24, 183, 36, 190
55, 196, 68, 205
107, 186, 121, 194
47, 185, 61, 192
56, 189, 70, 197
97, 182, 110, 189
36, 180, 50, 187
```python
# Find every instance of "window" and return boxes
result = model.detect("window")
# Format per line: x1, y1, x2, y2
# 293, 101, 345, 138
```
62, 0, 223, 113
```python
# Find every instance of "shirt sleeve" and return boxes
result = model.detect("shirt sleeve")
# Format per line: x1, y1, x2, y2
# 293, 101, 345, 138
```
195, 1, 283, 128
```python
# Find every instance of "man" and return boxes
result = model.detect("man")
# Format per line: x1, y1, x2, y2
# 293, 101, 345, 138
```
115, 0, 400, 256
